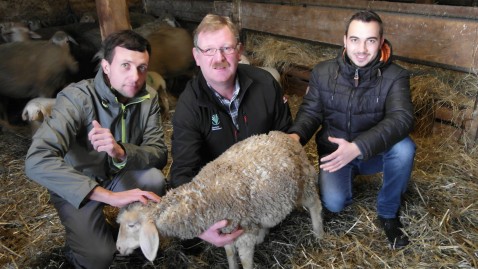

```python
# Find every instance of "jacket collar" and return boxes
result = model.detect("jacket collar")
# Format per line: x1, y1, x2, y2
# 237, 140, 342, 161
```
94, 68, 150, 107
338, 39, 393, 81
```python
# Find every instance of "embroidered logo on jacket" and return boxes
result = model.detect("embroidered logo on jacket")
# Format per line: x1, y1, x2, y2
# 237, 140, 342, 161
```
211, 114, 222, 131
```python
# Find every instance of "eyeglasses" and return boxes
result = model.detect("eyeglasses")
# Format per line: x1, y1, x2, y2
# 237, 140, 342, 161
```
195, 43, 239, 56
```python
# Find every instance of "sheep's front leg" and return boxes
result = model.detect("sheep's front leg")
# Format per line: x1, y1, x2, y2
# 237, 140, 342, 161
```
302, 178, 324, 238
235, 233, 256, 269
224, 244, 239, 269
256, 228, 269, 244
302, 192, 324, 239
308, 196, 324, 238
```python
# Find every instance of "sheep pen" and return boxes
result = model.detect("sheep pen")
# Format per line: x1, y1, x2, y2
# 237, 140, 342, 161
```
1, 35, 478, 268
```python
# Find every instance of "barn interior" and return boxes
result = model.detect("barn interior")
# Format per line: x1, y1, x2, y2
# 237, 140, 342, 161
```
0, 0, 477, 268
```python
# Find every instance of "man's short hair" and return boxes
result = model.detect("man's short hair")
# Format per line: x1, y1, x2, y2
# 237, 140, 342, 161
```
345, 10, 383, 37
193, 14, 240, 47
102, 30, 151, 63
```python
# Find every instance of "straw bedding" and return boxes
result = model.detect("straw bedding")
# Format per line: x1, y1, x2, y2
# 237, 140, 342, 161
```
1, 33, 477, 268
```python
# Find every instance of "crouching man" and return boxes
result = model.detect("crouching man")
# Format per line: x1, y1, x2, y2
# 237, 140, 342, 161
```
288, 11, 416, 249
25, 30, 168, 269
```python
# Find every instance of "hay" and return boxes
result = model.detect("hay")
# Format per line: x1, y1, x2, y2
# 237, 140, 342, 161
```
244, 32, 339, 71
403, 61, 478, 140
1, 38, 478, 268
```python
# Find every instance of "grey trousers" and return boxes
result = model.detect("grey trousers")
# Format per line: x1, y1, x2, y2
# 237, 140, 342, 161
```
50, 168, 166, 269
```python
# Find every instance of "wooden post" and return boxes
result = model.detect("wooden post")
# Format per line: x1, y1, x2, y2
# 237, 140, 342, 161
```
232, 0, 242, 30
95, 0, 131, 40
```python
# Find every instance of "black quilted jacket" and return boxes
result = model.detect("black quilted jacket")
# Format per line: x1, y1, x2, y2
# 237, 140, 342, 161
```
288, 40, 414, 160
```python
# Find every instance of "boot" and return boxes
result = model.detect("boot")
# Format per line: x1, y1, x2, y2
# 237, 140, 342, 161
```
378, 216, 409, 249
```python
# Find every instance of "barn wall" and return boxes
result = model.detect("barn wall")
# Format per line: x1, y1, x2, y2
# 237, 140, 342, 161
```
0, 0, 70, 26
143, 0, 478, 142
0, 0, 142, 26
145, 0, 478, 73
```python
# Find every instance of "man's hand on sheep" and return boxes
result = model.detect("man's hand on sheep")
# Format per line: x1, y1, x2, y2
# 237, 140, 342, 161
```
88, 186, 161, 207
319, 136, 362, 172
198, 220, 244, 247
288, 133, 301, 142
88, 120, 126, 162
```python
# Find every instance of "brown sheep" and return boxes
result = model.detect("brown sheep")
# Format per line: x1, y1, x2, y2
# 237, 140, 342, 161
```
0, 36, 78, 99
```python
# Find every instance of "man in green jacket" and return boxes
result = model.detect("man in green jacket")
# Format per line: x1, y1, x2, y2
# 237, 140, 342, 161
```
25, 30, 168, 269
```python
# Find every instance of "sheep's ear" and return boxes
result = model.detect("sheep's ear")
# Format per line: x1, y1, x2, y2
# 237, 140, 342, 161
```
139, 220, 159, 262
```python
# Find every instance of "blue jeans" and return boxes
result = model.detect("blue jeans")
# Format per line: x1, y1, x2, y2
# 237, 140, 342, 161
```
319, 136, 416, 218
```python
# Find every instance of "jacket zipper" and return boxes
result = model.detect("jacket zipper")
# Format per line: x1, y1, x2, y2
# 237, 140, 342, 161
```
347, 89, 355, 138
233, 129, 238, 142
354, 68, 359, 87
349, 69, 359, 138
119, 95, 150, 143
121, 104, 127, 143
243, 112, 248, 138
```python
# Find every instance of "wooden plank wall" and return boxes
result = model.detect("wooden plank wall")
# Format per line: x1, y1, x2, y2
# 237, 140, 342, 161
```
144, 0, 225, 23
145, 0, 478, 73
145, 0, 478, 143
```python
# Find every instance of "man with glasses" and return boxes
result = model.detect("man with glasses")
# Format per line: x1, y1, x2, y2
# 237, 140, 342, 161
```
170, 14, 292, 247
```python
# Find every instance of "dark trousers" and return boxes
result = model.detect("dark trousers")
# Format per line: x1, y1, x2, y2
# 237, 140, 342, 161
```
50, 168, 166, 269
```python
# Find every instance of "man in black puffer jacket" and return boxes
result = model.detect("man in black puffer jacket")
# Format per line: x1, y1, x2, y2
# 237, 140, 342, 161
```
289, 10, 415, 249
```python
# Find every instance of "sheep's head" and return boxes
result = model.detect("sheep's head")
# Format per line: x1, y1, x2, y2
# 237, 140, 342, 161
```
49, 31, 78, 50
116, 202, 160, 261
22, 98, 55, 122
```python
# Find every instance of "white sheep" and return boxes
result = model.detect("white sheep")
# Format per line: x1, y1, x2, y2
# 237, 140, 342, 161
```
116, 131, 324, 269
0, 23, 41, 43
146, 71, 169, 121
48, 30, 78, 50
21, 97, 56, 122
239, 54, 281, 85
21, 97, 56, 135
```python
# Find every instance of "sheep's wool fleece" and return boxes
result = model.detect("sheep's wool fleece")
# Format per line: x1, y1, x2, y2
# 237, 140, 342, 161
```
0, 41, 78, 99
154, 131, 317, 239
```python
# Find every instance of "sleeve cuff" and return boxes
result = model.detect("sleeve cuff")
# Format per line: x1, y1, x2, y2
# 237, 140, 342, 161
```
112, 156, 127, 169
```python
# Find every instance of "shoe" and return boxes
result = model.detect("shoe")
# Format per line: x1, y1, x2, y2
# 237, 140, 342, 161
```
63, 245, 81, 268
378, 217, 409, 249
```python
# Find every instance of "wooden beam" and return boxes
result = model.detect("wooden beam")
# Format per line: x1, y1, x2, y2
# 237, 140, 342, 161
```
144, 0, 216, 23
95, 0, 131, 40
415, 0, 435, 4
247, 0, 478, 19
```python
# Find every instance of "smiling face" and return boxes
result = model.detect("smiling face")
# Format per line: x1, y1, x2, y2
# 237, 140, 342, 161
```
101, 46, 149, 102
192, 26, 242, 90
344, 20, 384, 67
